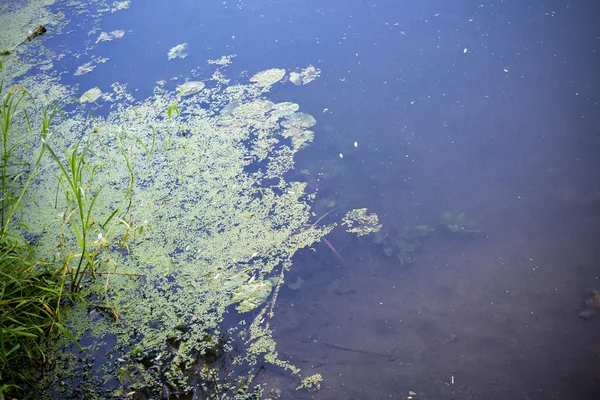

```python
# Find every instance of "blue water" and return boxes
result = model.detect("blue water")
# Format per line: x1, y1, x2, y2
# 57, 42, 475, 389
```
40, 0, 600, 398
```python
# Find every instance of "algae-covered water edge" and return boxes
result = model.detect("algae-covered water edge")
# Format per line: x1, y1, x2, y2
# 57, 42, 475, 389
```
4, 0, 599, 399
0, 0, 381, 398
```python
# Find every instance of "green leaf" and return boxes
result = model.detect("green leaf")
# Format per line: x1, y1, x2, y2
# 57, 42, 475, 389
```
53, 322, 83, 351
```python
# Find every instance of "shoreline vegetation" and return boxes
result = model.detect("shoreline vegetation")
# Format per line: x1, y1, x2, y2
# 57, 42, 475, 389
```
0, 1, 381, 395
0, 59, 72, 396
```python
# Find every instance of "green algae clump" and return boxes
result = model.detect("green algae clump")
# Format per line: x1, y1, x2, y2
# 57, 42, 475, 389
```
177, 80, 205, 96
79, 86, 102, 102
1, 3, 378, 397
342, 208, 382, 237
14, 59, 336, 397
168, 42, 189, 60
249, 68, 286, 87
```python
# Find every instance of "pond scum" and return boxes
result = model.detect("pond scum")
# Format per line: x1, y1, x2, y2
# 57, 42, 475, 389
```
0, 0, 380, 398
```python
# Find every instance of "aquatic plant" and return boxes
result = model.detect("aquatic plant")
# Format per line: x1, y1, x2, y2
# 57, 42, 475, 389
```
0, 59, 82, 395
342, 208, 382, 237
374, 224, 432, 267
0, 61, 382, 398
167, 43, 189, 60
1, 3, 379, 396
249, 68, 286, 87
288, 65, 321, 86
374, 212, 481, 268
438, 211, 482, 234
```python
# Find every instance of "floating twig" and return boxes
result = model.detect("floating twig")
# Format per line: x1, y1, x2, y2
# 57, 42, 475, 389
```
1, 25, 48, 56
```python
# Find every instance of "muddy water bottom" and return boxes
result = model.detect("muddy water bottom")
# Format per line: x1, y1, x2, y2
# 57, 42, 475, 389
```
264, 205, 600, 400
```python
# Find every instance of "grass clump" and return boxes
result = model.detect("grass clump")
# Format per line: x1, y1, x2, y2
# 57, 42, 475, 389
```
0, 239, 76, 393
0, 59, 80, 396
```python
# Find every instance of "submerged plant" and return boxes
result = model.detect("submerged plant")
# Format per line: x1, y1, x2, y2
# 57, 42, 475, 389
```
438, 211, 482, 234
374, 224, 432, 267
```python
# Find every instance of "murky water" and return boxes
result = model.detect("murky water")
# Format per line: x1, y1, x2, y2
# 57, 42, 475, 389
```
261, 1, 600, 398
3, 0, 599, 398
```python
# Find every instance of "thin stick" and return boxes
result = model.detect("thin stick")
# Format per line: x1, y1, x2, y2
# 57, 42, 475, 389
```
310, 206, 340, 229
323, 237, 345, 264
81, 271, 144, 277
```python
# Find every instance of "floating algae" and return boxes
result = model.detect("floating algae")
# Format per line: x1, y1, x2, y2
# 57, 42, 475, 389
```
281, 111, 317, 129
177, 80, 205, 96
342, 208, 382, 237
168, 42, 189, 60
9, 55, 380, 397
111, 0, 131, 12
1, 2, 379, 397
208, 54, 236, 66
249, 68, 286, 87
95, 29, 125, 43
289, 65, 321, 86
0, 0, 67, 80
79, 86, 103, 102
300, 65, 321, 84
73, 56, 109, 76
272, 101, 300, 117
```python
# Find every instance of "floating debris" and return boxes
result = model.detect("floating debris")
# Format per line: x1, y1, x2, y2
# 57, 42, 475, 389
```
579, 309, 596, 320
579, 289, 600, 320
27, 25, 47, 42
74, 62, 95, 76
1, 25, 47, 55
167, 42, 188, 60
586, 289, 600, 308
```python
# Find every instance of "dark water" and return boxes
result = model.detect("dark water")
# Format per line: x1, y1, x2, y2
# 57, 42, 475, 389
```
52, 0, 600, 398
